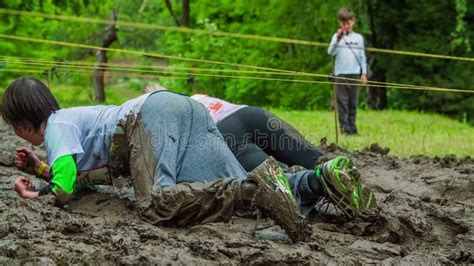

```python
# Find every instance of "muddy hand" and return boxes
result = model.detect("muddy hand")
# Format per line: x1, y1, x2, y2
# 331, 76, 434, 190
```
14, 176, 38, 199
24, 178, 35, 191
15, 147, 40, 175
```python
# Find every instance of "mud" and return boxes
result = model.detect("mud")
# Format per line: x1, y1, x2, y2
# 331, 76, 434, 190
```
0, 125, 472, 264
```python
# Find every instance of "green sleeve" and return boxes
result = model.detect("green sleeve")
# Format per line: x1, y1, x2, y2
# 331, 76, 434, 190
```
51, 155, 77, 195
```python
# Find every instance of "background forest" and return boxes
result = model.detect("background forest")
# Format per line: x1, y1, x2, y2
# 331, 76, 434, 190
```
0, 0, 473, 124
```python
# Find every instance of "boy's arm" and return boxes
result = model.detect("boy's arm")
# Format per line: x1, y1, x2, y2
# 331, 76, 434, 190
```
327, 34, 339, 56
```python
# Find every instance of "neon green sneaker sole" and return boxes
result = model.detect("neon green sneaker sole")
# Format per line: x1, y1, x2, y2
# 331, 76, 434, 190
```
318, 156, 374, 218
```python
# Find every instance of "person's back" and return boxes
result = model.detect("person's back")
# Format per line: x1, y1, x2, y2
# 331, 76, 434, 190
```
45, 93, 148, 172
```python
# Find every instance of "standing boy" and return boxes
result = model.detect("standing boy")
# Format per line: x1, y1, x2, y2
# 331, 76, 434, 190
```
328, 8, 367, 135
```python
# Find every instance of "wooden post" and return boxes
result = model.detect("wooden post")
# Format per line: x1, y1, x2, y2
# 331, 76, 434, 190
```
331, 57, 339, 144
332, 80, 339, 144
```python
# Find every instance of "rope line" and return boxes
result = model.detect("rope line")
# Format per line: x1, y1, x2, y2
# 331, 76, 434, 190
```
2, 66, 473, 94
0, 68, 188, 80
1, 8, 473, 62
1, 55, 473, 94
0, 59, 433, 91
0, 34, 293, 74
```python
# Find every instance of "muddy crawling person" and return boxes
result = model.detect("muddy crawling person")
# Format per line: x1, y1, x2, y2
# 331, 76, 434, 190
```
2, 77, 375, 243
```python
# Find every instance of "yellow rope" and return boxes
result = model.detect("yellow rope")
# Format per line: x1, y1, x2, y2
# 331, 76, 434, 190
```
0, 34, 292, 74
1, 8, 473, 62
0, 58, 426, 90
0, 56, 472, 93
0, 68, 188, 80
1, 55, 473, 94
0, 55, 294, 76
2, 66, 473, 94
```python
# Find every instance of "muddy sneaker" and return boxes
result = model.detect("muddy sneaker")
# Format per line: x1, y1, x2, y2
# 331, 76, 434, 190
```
317, 156, 375, 218
247, 156, 309, 243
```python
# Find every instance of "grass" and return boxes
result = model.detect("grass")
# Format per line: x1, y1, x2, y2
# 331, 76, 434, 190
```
3, 83, 472, 158
271, 109, 474, 158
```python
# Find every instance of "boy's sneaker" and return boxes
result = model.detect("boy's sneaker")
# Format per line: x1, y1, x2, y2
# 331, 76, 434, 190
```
317, 156, 375, 218
247, 156, 309, 243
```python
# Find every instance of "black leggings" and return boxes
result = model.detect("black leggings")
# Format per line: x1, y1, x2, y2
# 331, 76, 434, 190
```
217, 106, 324, 172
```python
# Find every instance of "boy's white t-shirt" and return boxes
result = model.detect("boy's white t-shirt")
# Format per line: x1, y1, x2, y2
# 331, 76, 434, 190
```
327, 32, 367, 76
191, 94, 247, 124
44, 93, 151, 171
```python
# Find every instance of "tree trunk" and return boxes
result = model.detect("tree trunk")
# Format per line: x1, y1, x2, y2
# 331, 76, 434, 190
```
93, 52, 106, 102
366, 62, 388, 110
366, 87, 388, 110
93, 10, 118, 103
164, 0, 190, 27
365, 1, 388, 110
165, 0, 181, 26
182, 0, 190, 27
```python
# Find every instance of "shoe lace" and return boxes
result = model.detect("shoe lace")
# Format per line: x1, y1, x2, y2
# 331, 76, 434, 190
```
316, 198, 331, 216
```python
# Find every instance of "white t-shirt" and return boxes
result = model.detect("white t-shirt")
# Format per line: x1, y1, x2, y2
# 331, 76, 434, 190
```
327, 32, 367, 76
191, 94, 247, 124
44, 93, 151, 171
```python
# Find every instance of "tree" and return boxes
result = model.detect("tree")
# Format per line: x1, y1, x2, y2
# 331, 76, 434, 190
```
353, 0, 473, 122
164, 0, 190, 27
92, 10, 118, 102
364, 0, 388, 110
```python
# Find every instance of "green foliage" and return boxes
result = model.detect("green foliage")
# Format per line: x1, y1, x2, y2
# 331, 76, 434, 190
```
355, 0, 474, 123
160, 0, 348, 108
0, 0, 472, 123
452, 0, 471, 52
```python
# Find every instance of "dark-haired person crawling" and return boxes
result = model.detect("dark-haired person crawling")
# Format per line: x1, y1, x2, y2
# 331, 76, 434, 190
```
3, 77, 375, 242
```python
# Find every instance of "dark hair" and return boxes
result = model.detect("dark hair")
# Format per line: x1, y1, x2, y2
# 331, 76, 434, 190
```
338, 8, 355, 21
1, 77, 60, 131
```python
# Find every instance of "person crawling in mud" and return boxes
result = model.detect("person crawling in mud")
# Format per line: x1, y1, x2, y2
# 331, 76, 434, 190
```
2, 77, 375, 242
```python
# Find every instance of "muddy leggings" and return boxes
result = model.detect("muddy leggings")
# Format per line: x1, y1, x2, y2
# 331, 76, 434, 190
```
217, 106, 324, 172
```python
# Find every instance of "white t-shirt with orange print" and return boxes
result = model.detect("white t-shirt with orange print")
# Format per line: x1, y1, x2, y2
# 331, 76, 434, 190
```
191, 94, 247, 124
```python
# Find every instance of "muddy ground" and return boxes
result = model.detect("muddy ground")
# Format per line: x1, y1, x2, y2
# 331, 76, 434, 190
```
0, 123, 472, 265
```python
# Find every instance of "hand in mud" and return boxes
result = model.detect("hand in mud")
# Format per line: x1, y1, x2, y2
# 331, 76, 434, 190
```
15, 147, 41, 175
14, 176, 39, 199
